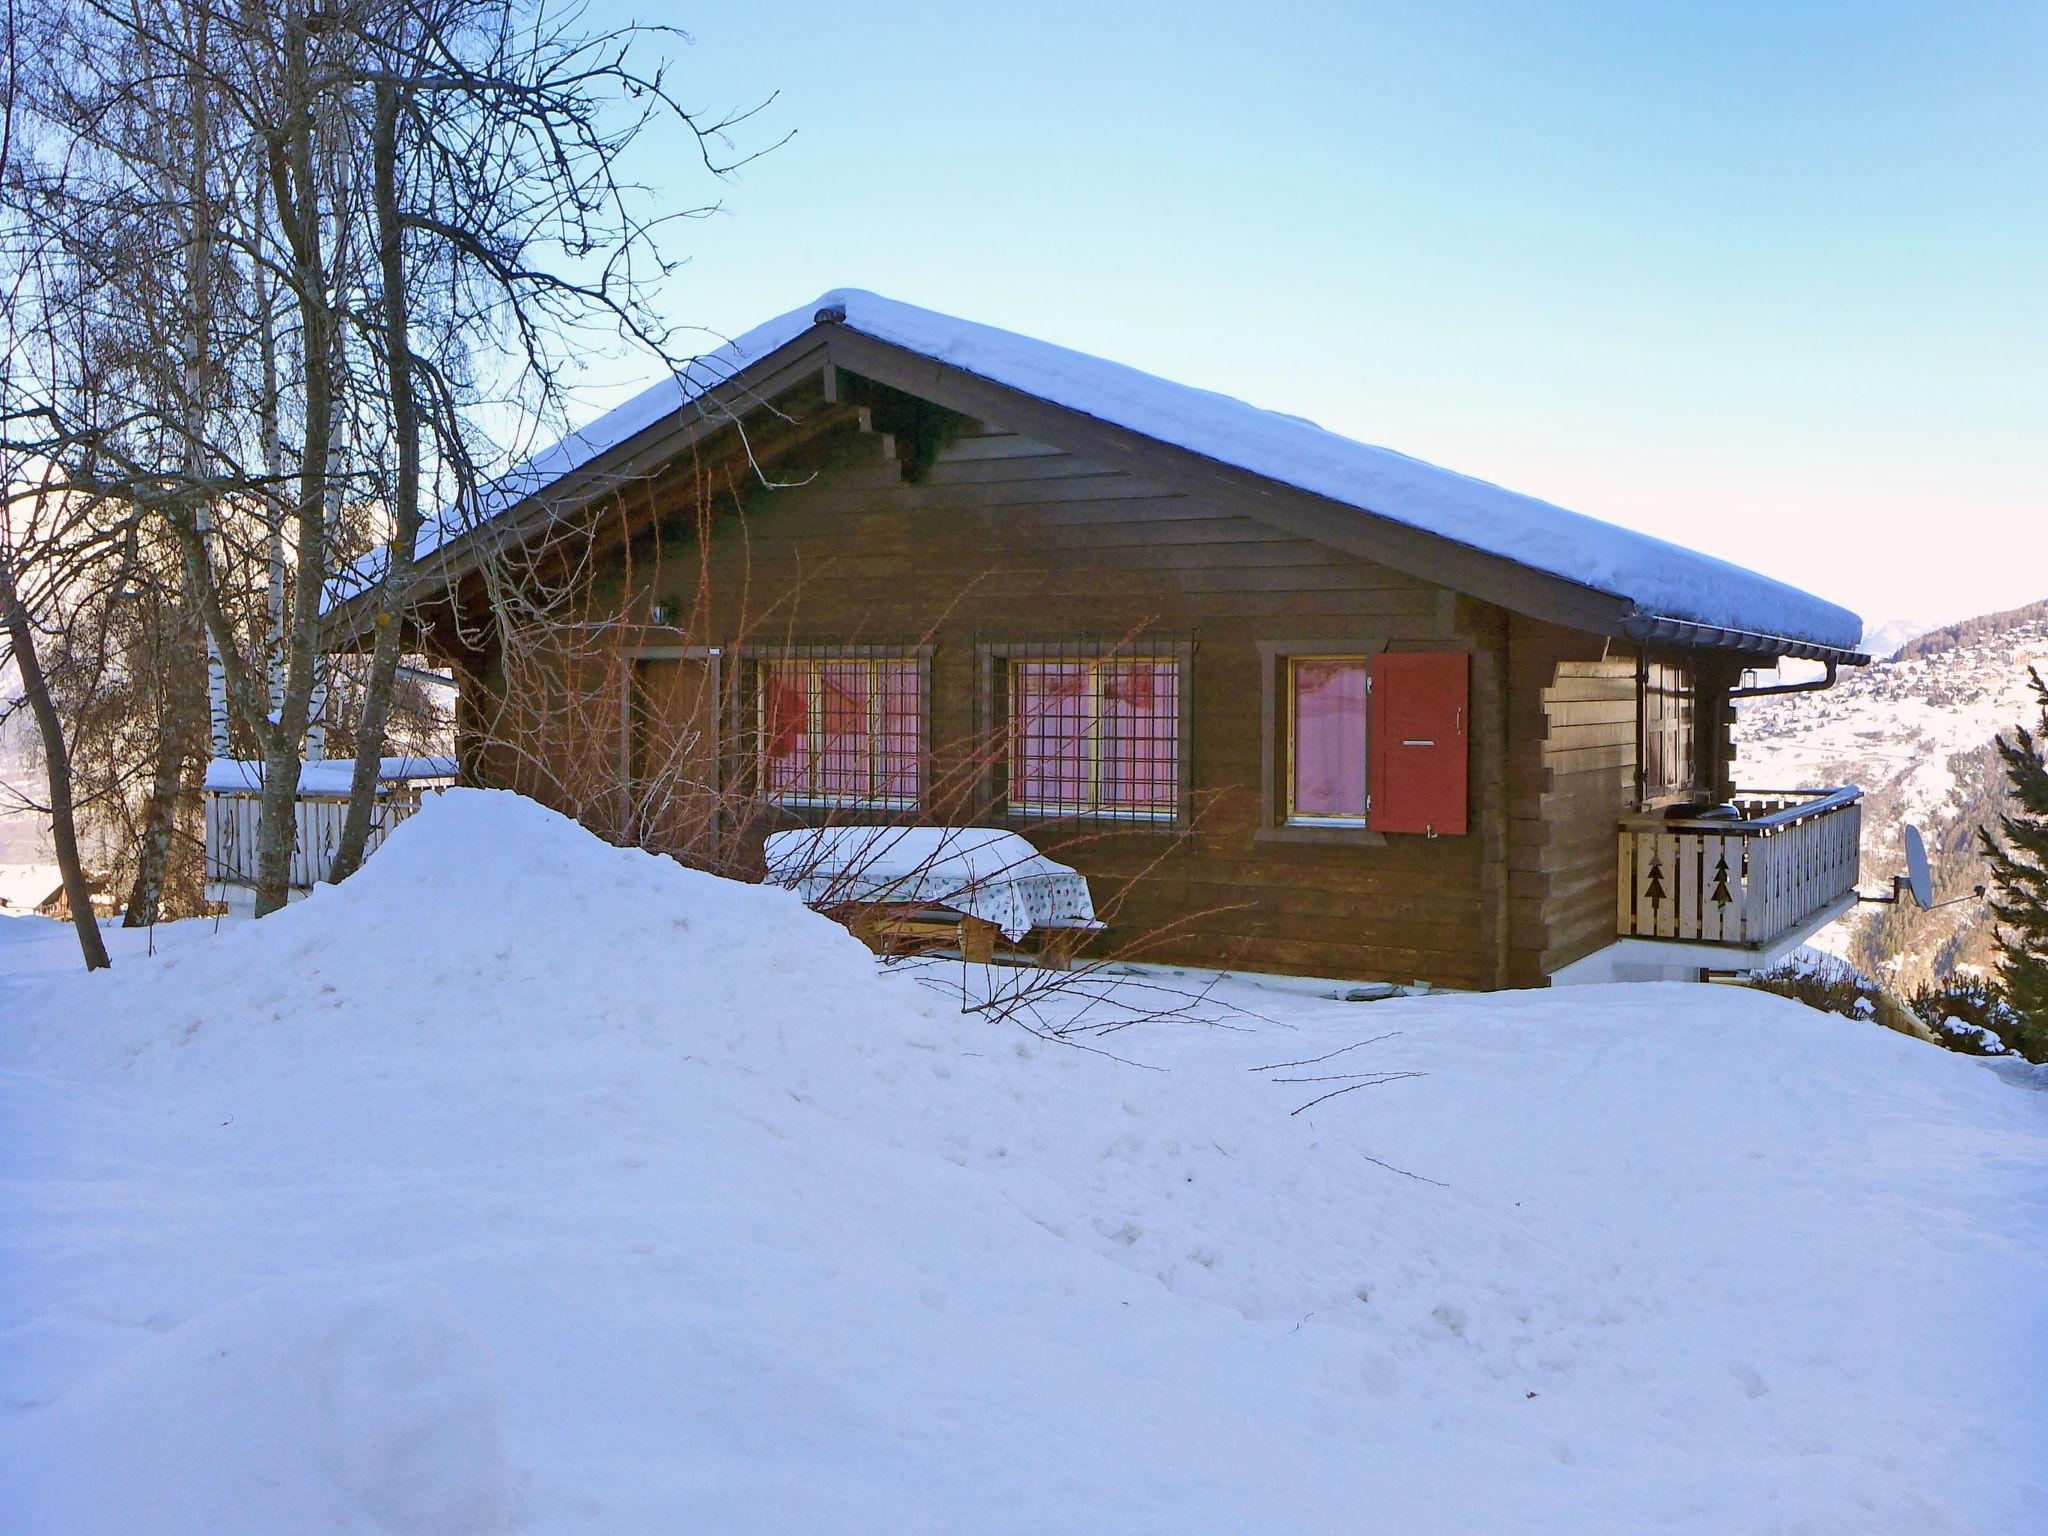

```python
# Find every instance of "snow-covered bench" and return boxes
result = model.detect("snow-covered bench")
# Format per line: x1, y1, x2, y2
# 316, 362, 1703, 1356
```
763, 826, 1101, 967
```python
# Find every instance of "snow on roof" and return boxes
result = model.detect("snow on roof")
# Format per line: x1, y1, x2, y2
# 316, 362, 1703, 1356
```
334, 288, 1861, 651
204, 756, 458, 795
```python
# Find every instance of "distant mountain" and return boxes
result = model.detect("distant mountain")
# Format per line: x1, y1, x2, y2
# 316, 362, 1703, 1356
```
1738, 599, 2048, 991
1893, 598, 2048, 663
1860, 616, 1946, 661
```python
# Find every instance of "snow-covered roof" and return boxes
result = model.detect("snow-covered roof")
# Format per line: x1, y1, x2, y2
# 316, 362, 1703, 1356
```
204, 756, 459, 795
335, 288, 1862, 653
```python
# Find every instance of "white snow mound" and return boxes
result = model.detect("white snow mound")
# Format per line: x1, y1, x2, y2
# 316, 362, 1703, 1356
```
2, 790, 2044, 1534
4, 788, 918, 1085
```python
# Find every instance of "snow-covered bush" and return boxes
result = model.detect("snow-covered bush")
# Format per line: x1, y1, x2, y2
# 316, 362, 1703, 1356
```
1749, 955, 2026, 1056
1908, 975, 2019, 1056
1746, 954, 1935, 1043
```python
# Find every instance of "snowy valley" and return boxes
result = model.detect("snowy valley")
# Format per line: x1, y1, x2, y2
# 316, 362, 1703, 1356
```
1738, 599, 2048, 989
2, 792, 2044, 1535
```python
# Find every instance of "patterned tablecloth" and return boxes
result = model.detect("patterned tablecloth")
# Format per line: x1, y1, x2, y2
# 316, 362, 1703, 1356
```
763, 826, 1098, 942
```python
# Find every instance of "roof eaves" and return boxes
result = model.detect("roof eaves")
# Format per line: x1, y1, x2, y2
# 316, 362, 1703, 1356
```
1617, 611, 1871, 666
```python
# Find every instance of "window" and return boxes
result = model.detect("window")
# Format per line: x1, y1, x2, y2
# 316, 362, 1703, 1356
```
1260, 643, 1471, 840
1008, 656, 1180, 818
1287, 657, 1369, 823
758, 655, 921, 806
1640, 656, 1697, 804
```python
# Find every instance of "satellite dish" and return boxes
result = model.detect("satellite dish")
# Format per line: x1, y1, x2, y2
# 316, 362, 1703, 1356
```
1903, 824, 1934, 909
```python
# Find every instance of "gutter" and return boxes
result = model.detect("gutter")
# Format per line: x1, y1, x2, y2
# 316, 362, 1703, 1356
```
1617, 612, 1869, 668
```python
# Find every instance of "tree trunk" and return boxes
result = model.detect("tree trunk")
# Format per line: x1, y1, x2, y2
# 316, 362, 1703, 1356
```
123, 591, 207, 924
246, 4, 342, 915
123, 716, 188, 924
330, 81, 419, 885
1, 555, 110, 970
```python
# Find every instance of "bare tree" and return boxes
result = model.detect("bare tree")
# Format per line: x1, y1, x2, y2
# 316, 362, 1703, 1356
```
326, 1, 779, 880
3, 0, 778, 926
0, 472, 113, 969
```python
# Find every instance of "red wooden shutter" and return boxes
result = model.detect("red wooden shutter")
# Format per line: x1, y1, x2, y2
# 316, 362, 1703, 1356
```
1368, 652, 1469, 836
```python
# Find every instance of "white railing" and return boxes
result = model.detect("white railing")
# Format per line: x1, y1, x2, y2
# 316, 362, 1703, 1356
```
204, 785, 441, 891
1616, 787, 1862, 947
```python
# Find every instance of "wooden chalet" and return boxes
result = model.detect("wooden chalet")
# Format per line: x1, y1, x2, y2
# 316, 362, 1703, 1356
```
324, 290, 1869, 990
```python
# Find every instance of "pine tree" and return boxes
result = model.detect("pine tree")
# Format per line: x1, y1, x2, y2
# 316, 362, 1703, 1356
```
1979, 666, 2048, 1061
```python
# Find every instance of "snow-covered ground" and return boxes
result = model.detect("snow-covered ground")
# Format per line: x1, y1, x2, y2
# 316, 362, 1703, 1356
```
3, 792, 2043, 1535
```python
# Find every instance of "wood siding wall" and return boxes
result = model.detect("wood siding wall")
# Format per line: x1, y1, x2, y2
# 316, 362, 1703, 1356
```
1505, 620, 1641, 984
456, 398, 1721, 990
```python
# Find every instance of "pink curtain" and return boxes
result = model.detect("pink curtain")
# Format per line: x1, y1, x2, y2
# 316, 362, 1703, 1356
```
1013, 663, 1090, 807
816, 663, 871, 797
877, 663, 920, 799
1291, 659, 1367, 817
1100, 660, 1177, 810
761, 663, 810, 795
762, 660, 921, 802
1014, 659, 1178, 812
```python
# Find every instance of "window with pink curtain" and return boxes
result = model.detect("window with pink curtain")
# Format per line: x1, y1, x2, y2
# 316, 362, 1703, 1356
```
1100, 660, 1177, 809
1011, 657, 1179, 816
1289, 658, 1367, 819
757, 657, 920, 803
760, 663, 811, 797
877, 665, 921, 800
816, 663, 870, 798
1012, 662, 1090, 809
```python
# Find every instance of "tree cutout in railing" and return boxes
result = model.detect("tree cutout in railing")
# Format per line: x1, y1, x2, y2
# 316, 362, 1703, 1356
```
1710, 853, 1734, 908
1644, 854, 1667, 912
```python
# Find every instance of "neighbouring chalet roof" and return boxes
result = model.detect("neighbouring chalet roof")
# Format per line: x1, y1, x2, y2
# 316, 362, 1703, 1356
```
203, 756, 459, 795
328, 288, 1865, 660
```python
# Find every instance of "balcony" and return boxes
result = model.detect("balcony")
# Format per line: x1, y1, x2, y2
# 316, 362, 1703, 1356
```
1616, 787, 1863, 953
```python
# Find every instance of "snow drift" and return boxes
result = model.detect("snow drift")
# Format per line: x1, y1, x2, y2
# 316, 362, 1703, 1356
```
2, 790, 2043, 1535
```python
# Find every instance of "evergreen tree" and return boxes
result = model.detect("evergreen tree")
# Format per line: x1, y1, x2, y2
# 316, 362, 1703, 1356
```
1979, 666, 2048, 1060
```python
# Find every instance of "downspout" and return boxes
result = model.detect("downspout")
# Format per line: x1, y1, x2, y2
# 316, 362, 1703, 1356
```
1729, 659, 1838, 700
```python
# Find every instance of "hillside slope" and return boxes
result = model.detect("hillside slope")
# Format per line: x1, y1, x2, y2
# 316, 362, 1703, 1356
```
3, 791, 2043, 1535
1740, 602, 2047, 986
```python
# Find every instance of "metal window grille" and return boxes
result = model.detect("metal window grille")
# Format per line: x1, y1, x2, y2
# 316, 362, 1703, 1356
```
1001, 651, 1181, 819
751, 648, 924, 808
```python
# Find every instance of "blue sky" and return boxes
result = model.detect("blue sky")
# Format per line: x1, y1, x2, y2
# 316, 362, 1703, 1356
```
580, 1, 2045, 629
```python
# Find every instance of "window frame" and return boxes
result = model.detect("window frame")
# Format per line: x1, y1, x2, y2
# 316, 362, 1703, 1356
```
745, 645, 931, 812
1636, 651, 1699, 809
1256, 637, 1389, 847
1282, 653, 1372, 828
976, 639, 1193, 828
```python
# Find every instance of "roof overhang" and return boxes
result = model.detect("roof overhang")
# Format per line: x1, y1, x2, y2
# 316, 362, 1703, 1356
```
322, 329, 839, 648
336, 310, 1866, 668
1616, 612, 1869, 666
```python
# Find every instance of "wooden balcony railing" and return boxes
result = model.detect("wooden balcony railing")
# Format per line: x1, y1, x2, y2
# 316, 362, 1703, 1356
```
1617, 787, 1862, 947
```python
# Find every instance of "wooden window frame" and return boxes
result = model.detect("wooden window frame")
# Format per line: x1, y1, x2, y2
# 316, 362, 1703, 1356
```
1256, 636, 1406, 847
1635, 650, 1700, 810
1281, 654, 1373, 828
976, 638, 1194, 829
740, 644, 932, 813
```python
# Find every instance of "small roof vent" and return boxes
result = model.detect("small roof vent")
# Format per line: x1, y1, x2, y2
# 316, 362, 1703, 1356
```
813, 301, 847, 325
